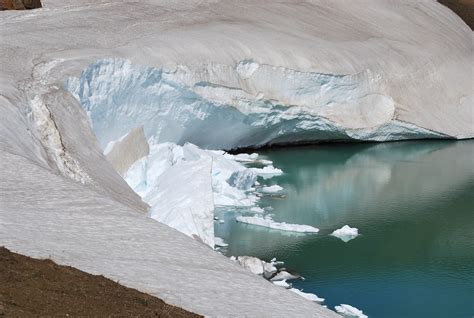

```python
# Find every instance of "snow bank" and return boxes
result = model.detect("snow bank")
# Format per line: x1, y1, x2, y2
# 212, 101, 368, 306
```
272, 280, 291, 288
236, 215, 319, 233
335, 304, 368, 318
331, 225, 360, 242
290, 289, 325, 303
237, 256, 264, 275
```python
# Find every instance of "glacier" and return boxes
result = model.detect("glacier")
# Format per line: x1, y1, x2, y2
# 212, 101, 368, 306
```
1, 0, 472, 317
65, 58, 455, 152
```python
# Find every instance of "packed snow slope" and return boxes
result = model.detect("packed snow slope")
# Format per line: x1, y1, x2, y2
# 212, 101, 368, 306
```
0, 0, 472, 317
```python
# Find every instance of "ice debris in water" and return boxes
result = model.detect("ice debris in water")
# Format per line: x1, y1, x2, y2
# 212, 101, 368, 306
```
272, 279, 291, 288
289, 288, 325, 303
233, 255, 325, 304
250, 206, 264, 213
214, 237, 228, 247
260, 185, 284, 194
251, 165, 283, 179
122, 140, 284, 247
331, 225, 359, 242
270, 270, 300, 281
227, 169, 257, 190
236, 215, 319, 233
335, 304, 368, 318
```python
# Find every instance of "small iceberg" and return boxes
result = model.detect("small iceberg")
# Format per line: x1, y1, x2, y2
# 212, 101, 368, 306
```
331, 225, 359, 242
335, 304, 368, 318
250, 206, 265, 213
236, 215, 319, 233
270, 269, 300, 281
214, 237, 228, 247
251, 165, 283, 178
260, 185, 284, 194
289, 288, 325, 303
263, 262, 277, 279
272, 279, 291, 288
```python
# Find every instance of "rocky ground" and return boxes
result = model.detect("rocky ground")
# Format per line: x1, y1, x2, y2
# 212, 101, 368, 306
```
0, 247, 200, 317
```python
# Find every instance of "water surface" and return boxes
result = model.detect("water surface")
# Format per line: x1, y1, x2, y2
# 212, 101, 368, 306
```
216, 140, 474, 317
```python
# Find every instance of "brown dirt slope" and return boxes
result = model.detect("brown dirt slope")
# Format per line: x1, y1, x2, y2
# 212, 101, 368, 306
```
439, 0, 474, 29
0, 0, 41, 10
0, 247, 201, 317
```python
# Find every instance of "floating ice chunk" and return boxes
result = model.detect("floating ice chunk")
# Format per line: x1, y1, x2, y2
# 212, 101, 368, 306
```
289, 288, 325, 303
270, 257, 285, 266
263, 262, 277, 279
335, 304, 368, 318
227, 169, 257, 190
260, 185, 284, 194
237, 256, 264, 275
214, 237, 228, 247
331, 225, 359, 242
272, 280, 291, 288
236, 216, 319, 233
270, 270, 300, 281
252, 165, 283, 178
250, 206, 265, 213
231, 153, 259, 162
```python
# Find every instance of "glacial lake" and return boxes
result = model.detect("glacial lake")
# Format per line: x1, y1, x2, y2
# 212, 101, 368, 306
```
215, 140, 474, 318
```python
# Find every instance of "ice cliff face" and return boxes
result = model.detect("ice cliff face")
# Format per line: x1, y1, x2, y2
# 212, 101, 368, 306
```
66, 58, 451, 151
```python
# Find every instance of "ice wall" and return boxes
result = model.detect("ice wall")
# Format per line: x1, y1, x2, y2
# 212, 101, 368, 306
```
66, 59, 447, 151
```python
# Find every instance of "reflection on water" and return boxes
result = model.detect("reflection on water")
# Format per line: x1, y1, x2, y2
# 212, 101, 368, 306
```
216, 140, 474, 318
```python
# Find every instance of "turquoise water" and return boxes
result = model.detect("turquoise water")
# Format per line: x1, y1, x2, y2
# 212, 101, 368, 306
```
216, 140, 474, 317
